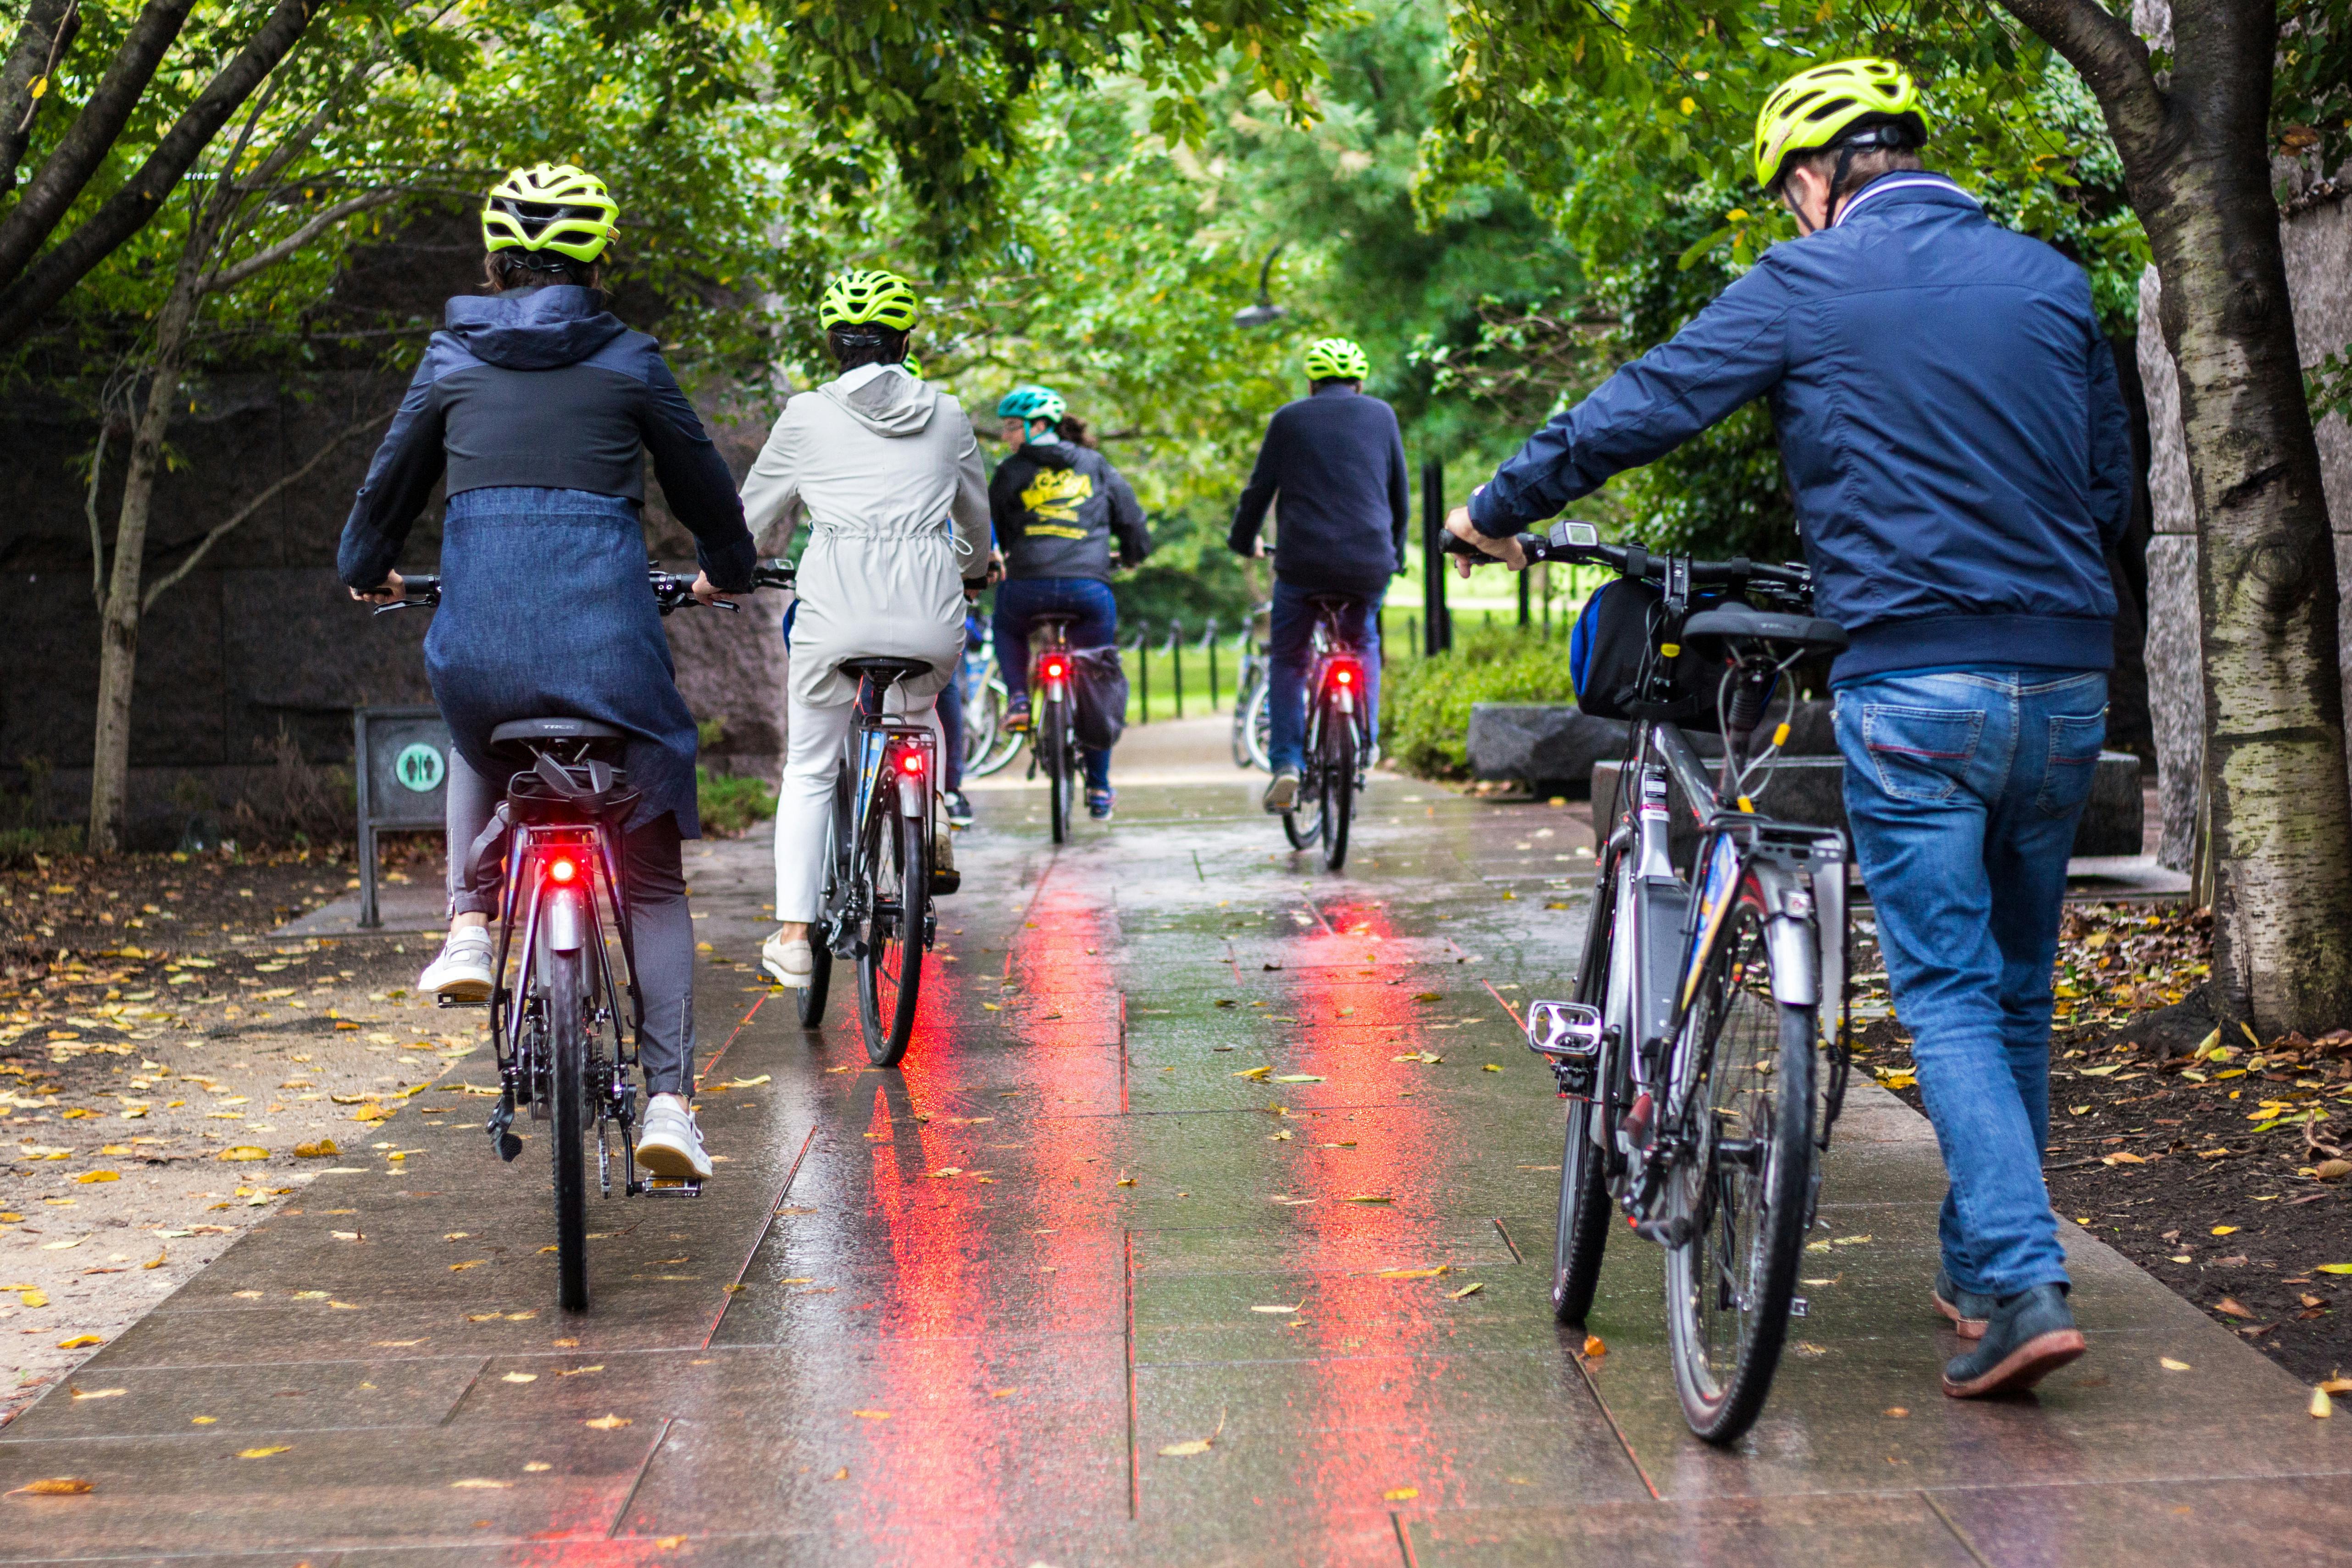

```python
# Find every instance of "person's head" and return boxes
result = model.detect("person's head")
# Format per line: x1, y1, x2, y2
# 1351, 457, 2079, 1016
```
1304, 337, 1369, 393
819, 269, 921, 371
1753, 57, 1929, 234
480, 163, 618, 292
996, 385, 1066, 447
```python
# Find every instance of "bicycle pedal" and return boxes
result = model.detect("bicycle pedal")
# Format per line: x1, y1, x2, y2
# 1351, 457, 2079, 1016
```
436, 996, 490, 1009
1789, 1296, 1808, 1318
627, 1177, 704, 1197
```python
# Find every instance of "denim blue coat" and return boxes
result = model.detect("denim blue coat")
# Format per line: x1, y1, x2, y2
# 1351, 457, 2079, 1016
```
1469, 174, 2133, 681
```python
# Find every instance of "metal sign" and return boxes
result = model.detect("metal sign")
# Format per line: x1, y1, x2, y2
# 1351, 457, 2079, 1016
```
354, 706, 450, 928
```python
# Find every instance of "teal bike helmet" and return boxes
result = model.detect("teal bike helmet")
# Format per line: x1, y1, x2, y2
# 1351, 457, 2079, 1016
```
996, 385, 1066, 423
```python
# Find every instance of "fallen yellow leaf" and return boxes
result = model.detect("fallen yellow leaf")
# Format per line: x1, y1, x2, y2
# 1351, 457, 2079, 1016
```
2101, 1151, 2147, 1166
2211, 1225, 2239, 1236
2159, 1357, 2192, 1372
1583, 1335, 1607, 1358
851, 1409, 893, 1420
7, 1478, 93, 1496
217, 1147, 270, 1162
502, 1373, 538, 1384
1272, 1074, 1324, 1083
1376, 1266, 1450, 1280
1158, 1438, 1213, 1457
2316, 1263, 2352, 1275
1384, 1485, 1419, 1501
657, 1535, 688, 1549
68, 1387, 124, 1400
1447, 1282, 1485, 1300
2314, 1386, 2335, 1419
74, 1171, 119, 1184
237, 1446, 292, 1458
55, 1335, 102, 1349
583, 1414, 631, 1430
1232, 1065, 1272, 1081
449, 1478, 513, 1489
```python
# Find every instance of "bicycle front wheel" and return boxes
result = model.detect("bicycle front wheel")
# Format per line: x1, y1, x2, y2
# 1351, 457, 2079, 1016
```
548, 946, 592, 1313
857, 805, 926, 1067
1662, 877, 1816, 1445
971, 676, 1024, 778
1554, 847, 1628, 1323
1320, 710, 1356, 872
797, 761, 851, 1029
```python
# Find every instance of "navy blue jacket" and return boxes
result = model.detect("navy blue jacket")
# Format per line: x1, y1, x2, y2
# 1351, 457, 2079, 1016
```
1228, 384, 1411, 597
1469, 174, 2132, 680
339, 286, 754, 593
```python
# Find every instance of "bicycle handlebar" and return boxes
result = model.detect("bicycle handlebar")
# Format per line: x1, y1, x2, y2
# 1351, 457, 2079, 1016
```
370, 560, 797, 617
1440, 521, 1809, 591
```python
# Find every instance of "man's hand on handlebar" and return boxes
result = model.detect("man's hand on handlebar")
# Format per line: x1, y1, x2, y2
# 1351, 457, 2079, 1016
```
349, 570, 405, 606
1444, 504, 1525, 576
690, 571, 729, 608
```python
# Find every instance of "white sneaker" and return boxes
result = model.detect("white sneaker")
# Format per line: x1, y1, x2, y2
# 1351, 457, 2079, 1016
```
636, 1093, 712, 1181
1263, 770, 1301, 814
419, 925, 494, 1002
761, 930, 814, 988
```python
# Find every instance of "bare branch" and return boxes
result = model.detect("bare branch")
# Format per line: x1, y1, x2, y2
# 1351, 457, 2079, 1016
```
142, 408, 392, 612
202, 186, 404, 293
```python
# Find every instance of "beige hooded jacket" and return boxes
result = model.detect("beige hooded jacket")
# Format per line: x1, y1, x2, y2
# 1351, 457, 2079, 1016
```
740, 362, 991, 706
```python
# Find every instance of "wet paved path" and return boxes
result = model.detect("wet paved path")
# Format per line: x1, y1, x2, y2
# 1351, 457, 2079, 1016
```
7, 760, 2351, 1565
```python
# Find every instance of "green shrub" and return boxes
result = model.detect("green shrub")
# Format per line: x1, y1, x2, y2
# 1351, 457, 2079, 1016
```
1383, 624, 1575, 779
697, 767, 776, 838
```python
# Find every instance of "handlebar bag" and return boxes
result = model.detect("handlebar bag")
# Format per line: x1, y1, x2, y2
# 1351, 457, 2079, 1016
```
1070, 646, 1129, 751
1568, 577, 1729, 732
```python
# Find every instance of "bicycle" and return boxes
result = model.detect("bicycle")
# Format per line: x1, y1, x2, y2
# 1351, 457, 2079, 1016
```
1452, 520, 1853, 1446
1278, 595, 1370, 872
1019, 614, 1083, 844
792, 654, 946, 1067
1230, 604, 1272, 773
369, 560, 793, 1313
960, 613, 1024, 780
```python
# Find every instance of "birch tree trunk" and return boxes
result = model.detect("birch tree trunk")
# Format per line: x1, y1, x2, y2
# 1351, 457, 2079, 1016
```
1998, 0, 2352, 1036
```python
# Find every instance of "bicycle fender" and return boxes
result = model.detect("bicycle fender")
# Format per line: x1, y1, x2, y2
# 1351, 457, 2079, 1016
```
1747, 862, 1819, 1008
546, 886, 586, 953
896, 770, 926, 818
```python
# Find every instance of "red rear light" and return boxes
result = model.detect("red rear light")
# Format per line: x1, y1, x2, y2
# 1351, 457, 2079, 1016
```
1334, 667, 1354, 685
899, 750, 925, 775
1043, 657, 1068, 681
549, 857, 577, 884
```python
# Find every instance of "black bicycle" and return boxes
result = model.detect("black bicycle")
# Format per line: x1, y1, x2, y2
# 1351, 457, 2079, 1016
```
794, 656, 947, 1066
1279, 594, 1370, 872
1021, 614, 1082, 844
1451, 521, 1853, 1444
371, 561, 791, 1312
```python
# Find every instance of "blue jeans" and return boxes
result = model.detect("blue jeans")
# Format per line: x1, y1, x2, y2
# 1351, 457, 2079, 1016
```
1269, 580, 1383, 776
1835, 668, 2108, 1300
993, 576, 1115, 792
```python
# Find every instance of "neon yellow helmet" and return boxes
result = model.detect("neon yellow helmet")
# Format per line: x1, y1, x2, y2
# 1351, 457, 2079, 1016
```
1753, 57, 1928, 192
820, 269, 921, 331
1304, 337, 1370, 382
481, 164, 620, 264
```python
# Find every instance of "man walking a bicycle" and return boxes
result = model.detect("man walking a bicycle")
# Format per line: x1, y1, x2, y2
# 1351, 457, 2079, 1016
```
1228, 338, 1411, 819
1451, 60, 2133, 1400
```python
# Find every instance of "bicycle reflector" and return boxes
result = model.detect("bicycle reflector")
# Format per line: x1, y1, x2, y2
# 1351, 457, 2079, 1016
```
548, 856, 577, 884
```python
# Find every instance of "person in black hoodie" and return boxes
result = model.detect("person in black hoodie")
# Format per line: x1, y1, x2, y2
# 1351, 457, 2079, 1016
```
989, 385, 1151, 820
340, 164, 756, 1185
1228, 337, 1409, 813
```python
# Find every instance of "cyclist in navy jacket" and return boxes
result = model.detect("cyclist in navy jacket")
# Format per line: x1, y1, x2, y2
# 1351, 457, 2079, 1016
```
1452, 60, 2133, 1401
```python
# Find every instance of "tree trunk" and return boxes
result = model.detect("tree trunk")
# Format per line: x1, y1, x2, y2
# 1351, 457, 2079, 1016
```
85, 273, 198, 856
1999, 0, 2352, 1036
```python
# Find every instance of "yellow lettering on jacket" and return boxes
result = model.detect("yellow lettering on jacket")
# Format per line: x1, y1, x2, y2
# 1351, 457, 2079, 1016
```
1021, 466, 1093, 523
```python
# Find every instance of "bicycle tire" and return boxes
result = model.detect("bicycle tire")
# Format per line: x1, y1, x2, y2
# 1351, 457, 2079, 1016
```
1320, 710, 1356, 871
1282, 700, 1323, 849
549, 943, 592, 1313
1046, 704, 1073, 845
1231, 665, 1260, 769
1553, 849, 1626, 1324
1246, 676, 1273, 773
1662, 875, 1816, 1446
857, 804, 926, 1067
971, 676, 1024, 778
797, 761, 852, 1029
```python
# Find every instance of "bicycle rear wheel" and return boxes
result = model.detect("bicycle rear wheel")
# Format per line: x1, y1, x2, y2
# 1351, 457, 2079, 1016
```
1662, 876, 1816, 1445
1320, 710, 1356, 871
797, 761, 850, 1029
1046, 708, 1073, 844
1282, 708, 1323, 849
857, 805, 926, 1067
971, 676, 1023, 778
548, 946, 592, 1313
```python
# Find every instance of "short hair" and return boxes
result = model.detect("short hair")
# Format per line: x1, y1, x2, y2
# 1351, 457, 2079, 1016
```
483, 250, 600, 293
827, 324, 910, 372
1786, 143, 1924, 203
1309, 377, 1361, 394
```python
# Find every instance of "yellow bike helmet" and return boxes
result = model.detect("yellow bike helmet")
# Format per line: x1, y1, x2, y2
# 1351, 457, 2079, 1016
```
820, 269, 921, 331
1304, 337, 1370, 382
1753, 57, 1928, 192
481, 164, 620, 264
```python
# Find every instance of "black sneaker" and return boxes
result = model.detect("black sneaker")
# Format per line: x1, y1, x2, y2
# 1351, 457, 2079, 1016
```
1087, 788, 1114, 820
1942, 1283, 2085, 1398
1004, 697, 1032, 734
1933, 1267, 1996, 1341
944, 790, 974, 826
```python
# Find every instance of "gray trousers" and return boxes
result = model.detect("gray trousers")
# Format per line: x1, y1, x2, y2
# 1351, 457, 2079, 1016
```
445, 749, 696, 1097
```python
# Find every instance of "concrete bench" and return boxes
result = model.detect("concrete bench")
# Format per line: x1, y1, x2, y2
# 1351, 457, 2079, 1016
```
1590, 750, 2145, 862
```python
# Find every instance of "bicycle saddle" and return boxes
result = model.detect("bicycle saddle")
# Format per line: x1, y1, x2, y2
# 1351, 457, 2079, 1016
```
1681, 604, 1848, 655
490, 717, 627, 753
1305, 594, 1360, 614
838, 656, 932, 684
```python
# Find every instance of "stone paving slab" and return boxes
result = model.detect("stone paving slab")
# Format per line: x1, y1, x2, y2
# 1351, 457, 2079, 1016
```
6, 769, 2347, 1566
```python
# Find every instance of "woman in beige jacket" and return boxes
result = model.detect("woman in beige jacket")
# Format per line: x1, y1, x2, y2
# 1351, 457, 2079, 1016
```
739, 271, 990, 986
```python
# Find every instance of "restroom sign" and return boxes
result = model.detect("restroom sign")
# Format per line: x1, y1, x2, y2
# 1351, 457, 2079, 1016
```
394, 742, 445, 792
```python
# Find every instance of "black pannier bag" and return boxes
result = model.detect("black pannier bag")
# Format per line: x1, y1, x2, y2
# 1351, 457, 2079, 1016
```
1567, 576, 1730, 731
1070, 645, 1129, 750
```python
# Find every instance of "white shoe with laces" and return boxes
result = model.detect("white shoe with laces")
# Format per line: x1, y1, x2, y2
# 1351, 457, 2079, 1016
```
636, 1093, 712, 1181
419, 925, 494, 1002
762, 930, 814, 988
